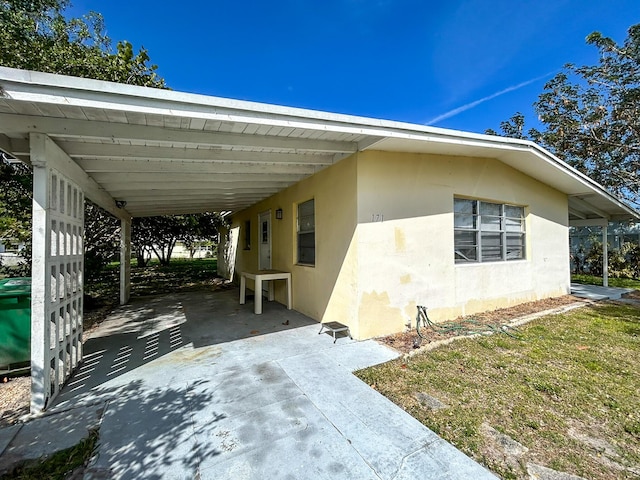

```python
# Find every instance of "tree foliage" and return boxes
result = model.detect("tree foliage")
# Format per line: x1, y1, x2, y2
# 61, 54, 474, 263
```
0, 0, 165, 87
0, 154, 32, 275
132, 214, 225, 267
487, 23, 640, 208
572, 236, 640, 279
84, 201, 119, 280
485, 112, 528, 140
0, 0, 167, 276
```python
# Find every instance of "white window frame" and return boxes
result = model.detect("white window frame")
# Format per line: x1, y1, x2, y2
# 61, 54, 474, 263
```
297, 198, 315, 266
454, 198, 525, 263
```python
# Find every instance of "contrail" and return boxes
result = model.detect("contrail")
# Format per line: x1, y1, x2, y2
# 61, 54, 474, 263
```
425, 72, 554, 126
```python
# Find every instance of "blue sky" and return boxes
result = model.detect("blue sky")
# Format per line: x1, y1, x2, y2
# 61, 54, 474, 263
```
68, 0, 640, 134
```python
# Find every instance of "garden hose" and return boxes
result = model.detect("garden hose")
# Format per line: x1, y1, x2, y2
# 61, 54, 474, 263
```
415, 305, 522, 341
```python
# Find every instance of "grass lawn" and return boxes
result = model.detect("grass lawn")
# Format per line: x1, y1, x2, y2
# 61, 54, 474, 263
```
2, 429, 98, 479
572, 273, 640, 289
356, 301, 640, 479
85, 257, 219, 300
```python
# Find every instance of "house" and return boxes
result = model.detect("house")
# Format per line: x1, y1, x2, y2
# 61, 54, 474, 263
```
217, 145, 637, 339
0, 66, 637, 410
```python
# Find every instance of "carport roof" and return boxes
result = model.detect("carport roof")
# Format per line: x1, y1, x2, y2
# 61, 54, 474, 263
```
0, 66, 638, 222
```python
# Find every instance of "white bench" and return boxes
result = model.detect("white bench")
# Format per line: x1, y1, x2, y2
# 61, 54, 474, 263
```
239, 270, 292, 314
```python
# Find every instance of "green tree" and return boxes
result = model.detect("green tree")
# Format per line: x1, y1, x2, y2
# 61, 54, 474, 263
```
0, 0, 166, 276
83, 201, 119, 280
0, 154, 32, 275
0, 0, 165, 87
487, 23, 640, 208
485, 112, 528, 140
133, 214, 225, 266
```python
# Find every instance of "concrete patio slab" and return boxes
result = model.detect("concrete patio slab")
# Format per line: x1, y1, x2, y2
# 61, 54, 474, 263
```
279, 352, 491, 480
0, 403, 104, 475
88, 384, 201, 479
1, 288, 497, 479
0, 424, 21, 457
195, 393, 380, 479
571, 283, 633, 301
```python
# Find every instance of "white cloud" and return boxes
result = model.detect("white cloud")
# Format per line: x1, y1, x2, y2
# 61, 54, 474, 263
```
425, 72, 554, 126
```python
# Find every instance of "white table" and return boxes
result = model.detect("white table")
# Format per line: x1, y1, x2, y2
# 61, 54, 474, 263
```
239, 270, 292, 314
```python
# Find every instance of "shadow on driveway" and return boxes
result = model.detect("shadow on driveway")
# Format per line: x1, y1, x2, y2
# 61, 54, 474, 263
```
53, 288, 315, 405
41, 287, 496, 479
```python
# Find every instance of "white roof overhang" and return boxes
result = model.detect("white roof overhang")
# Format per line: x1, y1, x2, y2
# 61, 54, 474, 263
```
0, 66, 637, 223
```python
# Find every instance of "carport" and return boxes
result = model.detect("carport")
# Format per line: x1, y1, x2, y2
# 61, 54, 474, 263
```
0, 66, 635, 412
0, 67, 384, 411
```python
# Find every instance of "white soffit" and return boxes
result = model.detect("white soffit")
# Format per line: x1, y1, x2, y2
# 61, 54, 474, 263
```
0, 66, 638, 221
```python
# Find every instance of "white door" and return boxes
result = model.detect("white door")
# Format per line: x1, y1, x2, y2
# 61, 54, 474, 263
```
258, 210, 272, 271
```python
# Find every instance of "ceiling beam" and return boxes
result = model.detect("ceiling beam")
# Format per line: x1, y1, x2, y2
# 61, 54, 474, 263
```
99, 180, 294, 191
0, 113, 358, 153
116, 194, 273, 201
131, 206, 236, 218
568, 208, 587, 219
129, 205, 252, 217
74, 158, 319, 175
125, 194, 270, 205
569, 218, 609, 227
569, 196, 611, 219
130, 201, 252, 209
92, 172, 305, 184
51, 142, 337, 165
108, 187, 280, 197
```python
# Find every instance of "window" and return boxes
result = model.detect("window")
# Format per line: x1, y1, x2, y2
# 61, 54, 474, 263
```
454, 198, 525, 263
297, 199, 315, 265
244, 220, 251, 250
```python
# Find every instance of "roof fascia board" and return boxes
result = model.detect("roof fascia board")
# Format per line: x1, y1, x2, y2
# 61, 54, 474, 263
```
0, 66, 529, 145
2, 66, 639, 220
521, 147, 639, 220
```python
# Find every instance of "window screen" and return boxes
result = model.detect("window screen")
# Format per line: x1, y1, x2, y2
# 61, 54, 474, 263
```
454, 198, 525, 263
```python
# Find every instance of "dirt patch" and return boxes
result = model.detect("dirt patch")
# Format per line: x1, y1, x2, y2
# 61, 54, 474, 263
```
0, 376, 30, 427
378, 295, 584, 354
623, 290, 640, 300
83, 300, 120, 336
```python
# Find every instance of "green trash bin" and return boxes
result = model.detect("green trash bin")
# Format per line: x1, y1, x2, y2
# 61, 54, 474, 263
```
0, 277, 31, 374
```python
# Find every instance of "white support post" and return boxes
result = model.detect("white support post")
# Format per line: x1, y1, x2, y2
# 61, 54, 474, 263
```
29, 133, 85, 412
602, 224, 608, 288
30, 155, 51, 413
120, 218, 131, 305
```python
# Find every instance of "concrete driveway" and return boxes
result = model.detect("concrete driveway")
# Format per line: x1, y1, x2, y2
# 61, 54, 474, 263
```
44, 288, 496, 479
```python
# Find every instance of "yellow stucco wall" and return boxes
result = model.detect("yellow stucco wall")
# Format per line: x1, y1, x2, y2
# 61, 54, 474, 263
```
225, 154, 360, 333
221, 150, 571, 340
355, 150, 570, 338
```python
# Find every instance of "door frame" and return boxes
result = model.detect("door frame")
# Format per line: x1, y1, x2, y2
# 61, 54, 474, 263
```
258, 209, 272, 271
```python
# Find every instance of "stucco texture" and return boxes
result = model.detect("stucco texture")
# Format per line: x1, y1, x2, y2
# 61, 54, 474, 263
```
224, 154, 360, 334
355, 151, 569, 338
222, 150, 570, 340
